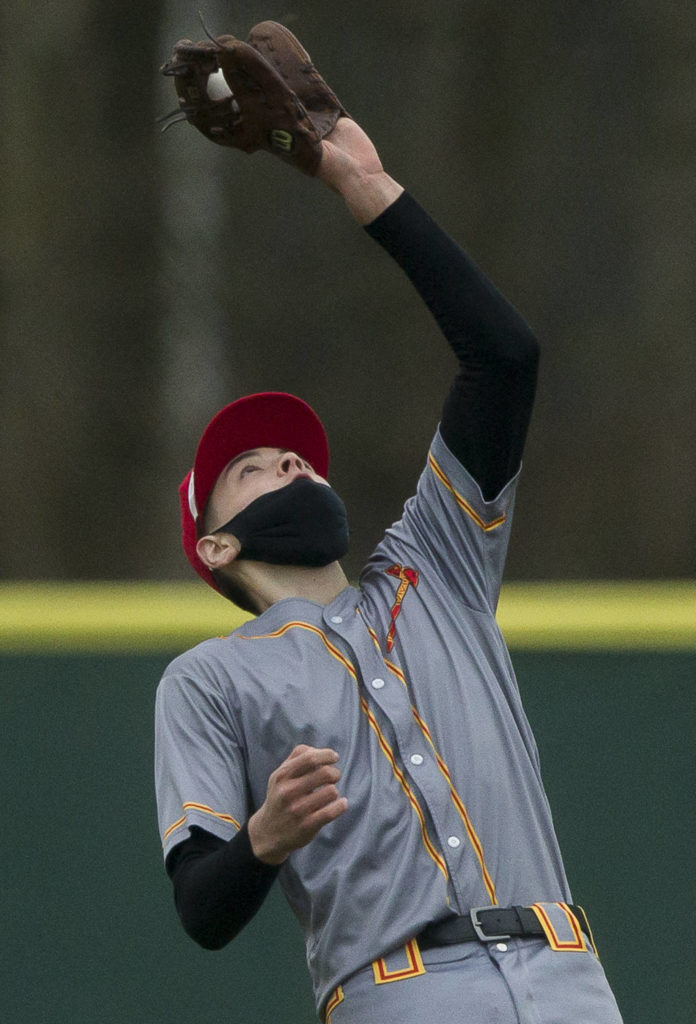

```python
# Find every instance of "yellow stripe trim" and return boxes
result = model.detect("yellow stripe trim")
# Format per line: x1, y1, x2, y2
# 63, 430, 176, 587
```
162, 815, 186, 843
428, 453, 506, 532
324, 985, 344, 1022
364, 621, 497, 903
162, 803, 241, 844
372, 939, 426, 984
240, 620, 357, 678
530, 902, 587, 952
242, 620, 447, 880
360, 696, 449, 881
410, 707, 498, 905
360, 619, 407, 685
182, 802, 241, 829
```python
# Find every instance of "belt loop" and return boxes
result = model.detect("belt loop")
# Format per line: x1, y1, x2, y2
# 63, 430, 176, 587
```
529, 903, 587, 952
372, 939, 426, 984
510, 905, 527, 934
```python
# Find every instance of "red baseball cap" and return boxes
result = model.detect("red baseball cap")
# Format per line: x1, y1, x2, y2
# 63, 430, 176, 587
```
179, 392, 330, 592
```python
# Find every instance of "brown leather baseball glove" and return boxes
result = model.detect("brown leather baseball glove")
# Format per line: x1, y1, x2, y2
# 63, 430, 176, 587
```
160, 21, 349, 175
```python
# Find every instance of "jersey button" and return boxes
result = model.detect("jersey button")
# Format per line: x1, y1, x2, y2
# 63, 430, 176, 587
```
371, 678, 385, 689
447, 836, 461, 848
410, 754, 424, 765
330, 615, 343, 624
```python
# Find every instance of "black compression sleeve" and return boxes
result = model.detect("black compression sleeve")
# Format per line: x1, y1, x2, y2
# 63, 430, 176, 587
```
166, 825, 280, 950
365, 192, 539, 499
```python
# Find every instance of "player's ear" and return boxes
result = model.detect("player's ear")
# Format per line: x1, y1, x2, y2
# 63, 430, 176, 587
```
196, 532, 241, 570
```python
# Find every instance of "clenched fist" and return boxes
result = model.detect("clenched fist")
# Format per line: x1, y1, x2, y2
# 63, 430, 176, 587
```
248, 745, 348, 865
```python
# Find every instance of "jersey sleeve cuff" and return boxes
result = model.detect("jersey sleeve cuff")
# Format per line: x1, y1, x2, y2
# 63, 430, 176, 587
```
431, 426, 520, 521
162, 802, 243, 859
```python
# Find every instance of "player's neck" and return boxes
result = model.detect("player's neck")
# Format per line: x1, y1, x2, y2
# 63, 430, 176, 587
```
234, 560, 350, 614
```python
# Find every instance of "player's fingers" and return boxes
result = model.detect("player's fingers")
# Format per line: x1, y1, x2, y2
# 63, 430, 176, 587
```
306, 795, 348, 832
301, 763, 342, 794
277, 764, 341, 807
287, 744, 311, 759
291, 782, 341, 817
293, 796, 348, 847
284, 746, 339, 775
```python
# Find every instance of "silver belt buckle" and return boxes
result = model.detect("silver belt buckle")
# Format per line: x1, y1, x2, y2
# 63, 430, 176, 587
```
469, 906, 511, 943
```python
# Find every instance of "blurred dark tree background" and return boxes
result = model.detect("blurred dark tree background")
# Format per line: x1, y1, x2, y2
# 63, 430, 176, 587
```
2, 0, 694, 585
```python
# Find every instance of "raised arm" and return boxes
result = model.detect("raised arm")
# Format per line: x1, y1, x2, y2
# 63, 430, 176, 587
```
317, 118, 539, 498
163, 24, 538, 497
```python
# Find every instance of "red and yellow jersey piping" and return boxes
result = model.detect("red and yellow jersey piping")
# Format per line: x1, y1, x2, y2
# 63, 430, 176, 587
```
362, 617, 498, 905
428, 452, 506, 532
239, 621, 449, 882
163, 802, 241, 846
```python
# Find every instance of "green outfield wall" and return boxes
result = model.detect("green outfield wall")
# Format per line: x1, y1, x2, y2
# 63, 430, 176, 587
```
1, 583, 694, 1023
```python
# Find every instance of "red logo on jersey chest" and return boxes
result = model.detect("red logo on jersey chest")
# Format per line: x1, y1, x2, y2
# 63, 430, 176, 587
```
385, 564, 419, 652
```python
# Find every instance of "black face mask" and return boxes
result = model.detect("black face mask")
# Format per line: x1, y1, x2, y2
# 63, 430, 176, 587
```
214, 476, 349, 567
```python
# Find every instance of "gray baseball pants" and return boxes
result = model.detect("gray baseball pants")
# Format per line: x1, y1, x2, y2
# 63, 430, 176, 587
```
326, 937, 623, 1024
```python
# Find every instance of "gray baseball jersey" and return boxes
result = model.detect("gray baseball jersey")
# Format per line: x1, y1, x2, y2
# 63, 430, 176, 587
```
155, 427, 575, 1015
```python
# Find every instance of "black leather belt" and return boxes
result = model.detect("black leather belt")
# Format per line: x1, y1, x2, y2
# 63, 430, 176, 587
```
417, 905, 590, 949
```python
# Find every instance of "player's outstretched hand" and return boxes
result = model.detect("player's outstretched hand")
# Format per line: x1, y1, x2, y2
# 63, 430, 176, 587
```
316, 118, 382, 189
318, 117, 404, 225
248, 745, 348, 865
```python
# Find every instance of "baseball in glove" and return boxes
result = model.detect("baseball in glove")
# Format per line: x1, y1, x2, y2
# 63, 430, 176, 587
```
160, 20, 349, 175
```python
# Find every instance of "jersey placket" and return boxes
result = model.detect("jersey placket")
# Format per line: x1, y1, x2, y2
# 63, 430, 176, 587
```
323, 602, 476, 913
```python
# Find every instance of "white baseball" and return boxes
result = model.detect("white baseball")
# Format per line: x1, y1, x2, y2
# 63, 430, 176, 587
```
207, 69, 233, 101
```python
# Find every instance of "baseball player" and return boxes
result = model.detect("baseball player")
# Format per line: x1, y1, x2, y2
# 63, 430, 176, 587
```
155, 22, 624, 1024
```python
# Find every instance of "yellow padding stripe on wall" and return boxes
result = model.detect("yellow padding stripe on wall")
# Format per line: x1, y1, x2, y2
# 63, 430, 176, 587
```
0, 581, 695, 653
0, 582, 250, 653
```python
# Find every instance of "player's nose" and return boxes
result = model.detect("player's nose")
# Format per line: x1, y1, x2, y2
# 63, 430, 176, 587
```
278, 451, 307, 476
